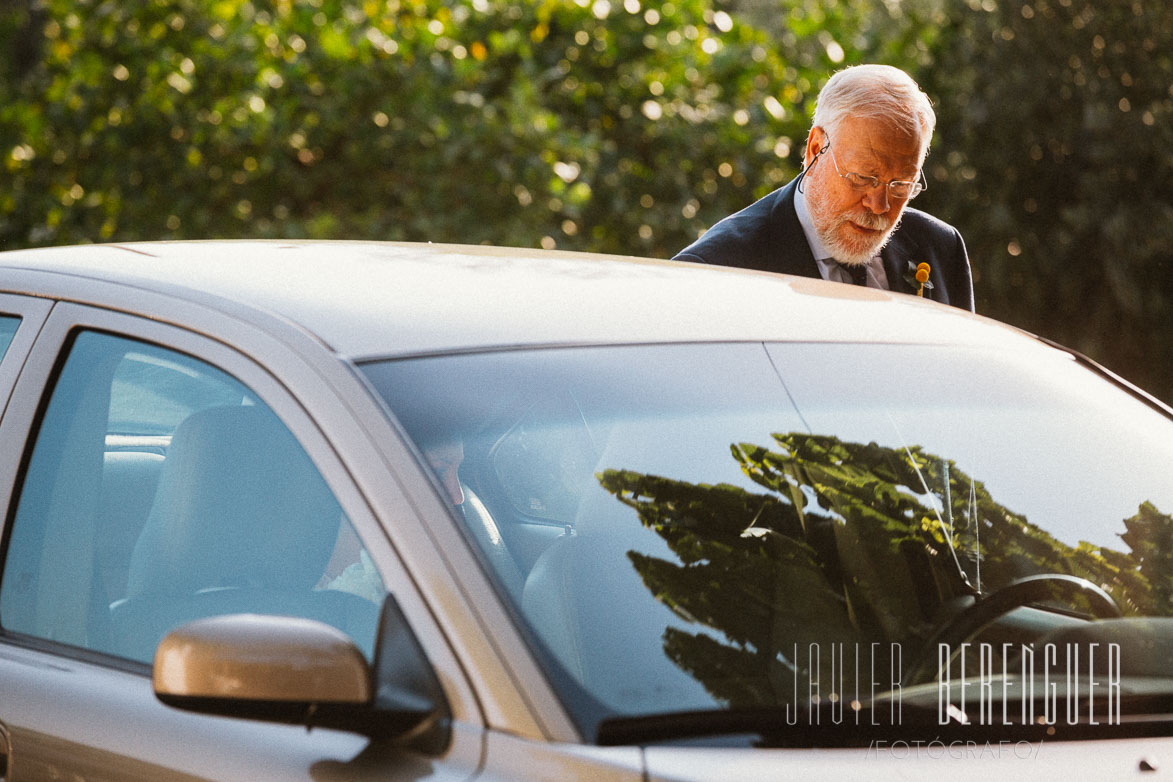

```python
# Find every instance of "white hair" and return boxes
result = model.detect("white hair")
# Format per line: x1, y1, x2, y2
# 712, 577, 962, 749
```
810, 64, 936, 161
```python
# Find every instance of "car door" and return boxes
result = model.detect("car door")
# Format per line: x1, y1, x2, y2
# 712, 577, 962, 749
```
0, 301, 480, 781
0, 295, 51, 780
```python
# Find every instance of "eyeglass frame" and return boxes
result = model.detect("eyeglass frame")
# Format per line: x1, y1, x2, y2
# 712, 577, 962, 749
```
812, 138, 927, 201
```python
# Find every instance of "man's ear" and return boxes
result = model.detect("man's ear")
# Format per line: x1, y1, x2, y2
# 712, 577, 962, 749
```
804, 127, 828, 169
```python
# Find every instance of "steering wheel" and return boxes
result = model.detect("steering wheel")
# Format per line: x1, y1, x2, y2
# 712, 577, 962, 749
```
908, 573, 1122, 683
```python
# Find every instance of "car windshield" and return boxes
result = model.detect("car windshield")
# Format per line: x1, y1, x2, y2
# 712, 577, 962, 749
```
361, 342, 1173, 746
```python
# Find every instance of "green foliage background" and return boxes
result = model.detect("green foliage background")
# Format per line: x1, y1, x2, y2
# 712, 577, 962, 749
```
2, 0, 1170, 400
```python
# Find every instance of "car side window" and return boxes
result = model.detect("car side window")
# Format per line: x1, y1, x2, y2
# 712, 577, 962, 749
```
0, 316, 19, 360
0, 330, 385, 664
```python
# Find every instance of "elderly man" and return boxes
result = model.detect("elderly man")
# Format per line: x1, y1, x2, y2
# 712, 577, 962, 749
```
673, 64, 974, 311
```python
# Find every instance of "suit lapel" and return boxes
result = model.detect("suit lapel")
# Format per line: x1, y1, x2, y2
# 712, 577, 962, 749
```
881, 229, 921, 298
771, 179, 822, 278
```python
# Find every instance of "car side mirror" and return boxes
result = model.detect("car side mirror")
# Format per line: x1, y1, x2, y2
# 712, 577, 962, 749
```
153, 596, 449, 745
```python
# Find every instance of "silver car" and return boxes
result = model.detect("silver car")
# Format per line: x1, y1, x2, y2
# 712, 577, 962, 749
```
0, 241, 1170, 780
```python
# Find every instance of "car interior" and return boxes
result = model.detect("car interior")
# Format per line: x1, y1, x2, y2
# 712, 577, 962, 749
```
1, 333, 383, 666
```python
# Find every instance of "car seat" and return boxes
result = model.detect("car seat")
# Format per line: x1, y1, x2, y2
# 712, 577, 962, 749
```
108, 405, 378, 663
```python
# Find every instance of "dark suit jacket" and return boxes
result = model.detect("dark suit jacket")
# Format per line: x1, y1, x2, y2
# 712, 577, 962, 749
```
673, 178, 975, 312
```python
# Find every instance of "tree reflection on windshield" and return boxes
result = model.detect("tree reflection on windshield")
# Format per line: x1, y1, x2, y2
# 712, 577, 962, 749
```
600, 431, 1173, 709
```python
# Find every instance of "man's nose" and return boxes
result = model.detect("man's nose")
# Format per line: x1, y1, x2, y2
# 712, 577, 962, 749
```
862, 184, 891, 214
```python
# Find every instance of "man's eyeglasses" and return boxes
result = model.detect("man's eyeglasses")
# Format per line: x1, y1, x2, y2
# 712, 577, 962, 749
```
820, 140, 926, 201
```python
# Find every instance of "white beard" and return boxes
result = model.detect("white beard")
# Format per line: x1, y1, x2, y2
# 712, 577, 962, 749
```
806, 183, 901, 267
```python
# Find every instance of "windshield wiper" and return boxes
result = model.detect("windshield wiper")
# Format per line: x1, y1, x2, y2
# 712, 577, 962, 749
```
595, 695, 1173, 747
597, 702, 945, 746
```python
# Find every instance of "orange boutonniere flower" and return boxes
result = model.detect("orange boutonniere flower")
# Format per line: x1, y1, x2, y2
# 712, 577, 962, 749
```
904, 261, 934, 297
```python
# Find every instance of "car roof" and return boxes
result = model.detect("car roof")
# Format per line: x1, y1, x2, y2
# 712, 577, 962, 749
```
0, 240, 1032, 360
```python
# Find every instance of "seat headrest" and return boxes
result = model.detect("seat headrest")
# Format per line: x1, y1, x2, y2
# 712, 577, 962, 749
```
126, 405, 342, 597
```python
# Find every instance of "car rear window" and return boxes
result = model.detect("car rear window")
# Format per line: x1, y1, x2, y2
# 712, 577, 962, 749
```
0, 316, 19, 360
